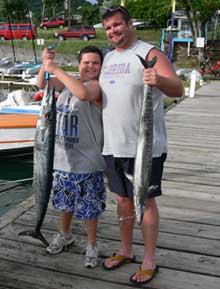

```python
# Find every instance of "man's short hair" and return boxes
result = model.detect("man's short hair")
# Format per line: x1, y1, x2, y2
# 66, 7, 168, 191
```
101, 6, 131, 23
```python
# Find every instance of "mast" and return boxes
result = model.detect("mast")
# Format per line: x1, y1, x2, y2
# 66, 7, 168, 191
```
168, 0, 176, 62
5, 0, 16, 62
26, 1, 37, 64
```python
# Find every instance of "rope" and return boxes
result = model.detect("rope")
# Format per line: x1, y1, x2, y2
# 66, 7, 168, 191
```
0, 177, 33, 186
0, 184, 23, 194
0, 178, 33, 194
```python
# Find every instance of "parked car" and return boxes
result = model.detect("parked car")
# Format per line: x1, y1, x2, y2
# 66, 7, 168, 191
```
94, 23, 103, 29
135, 21, 156, 30
132, 19, 155, 30
0, 23, 37, 40
132, 19, 145, 28
40, 17, 65, 30
54, 25, 96, 41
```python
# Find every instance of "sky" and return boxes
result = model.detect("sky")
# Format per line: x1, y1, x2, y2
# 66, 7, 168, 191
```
86, 0, 98, 4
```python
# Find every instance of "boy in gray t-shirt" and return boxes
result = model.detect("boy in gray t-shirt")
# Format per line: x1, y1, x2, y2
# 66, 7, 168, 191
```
36, 46, 106, 268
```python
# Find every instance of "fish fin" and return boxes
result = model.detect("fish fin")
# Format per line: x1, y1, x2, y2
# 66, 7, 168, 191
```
123, 172, 133, 183
136, 208, 145, 226
18, 230, 49, 246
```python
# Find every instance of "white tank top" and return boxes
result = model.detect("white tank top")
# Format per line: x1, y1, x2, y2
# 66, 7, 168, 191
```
99, 40, 167, 158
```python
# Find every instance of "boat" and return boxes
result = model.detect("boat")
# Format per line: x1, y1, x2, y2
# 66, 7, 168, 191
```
6, 62, 41, 75
0, 90, 40, 153
25, 63, 42, 75
0, 59, 13, 73
0, 57, 12, 66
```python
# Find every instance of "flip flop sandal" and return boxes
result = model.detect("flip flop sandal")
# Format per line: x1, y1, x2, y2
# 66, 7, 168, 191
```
102, 253, 136, 270
129, 265, 159, 285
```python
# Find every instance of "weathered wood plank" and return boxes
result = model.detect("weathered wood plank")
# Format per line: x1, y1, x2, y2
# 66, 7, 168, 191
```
3, 211, 220, 258
165, 162, 220, 173
1, 81, 220, 289
0, 275, 49, 289
1, 238, 220, 289
163, 186, 220, 202
0, 195, 34, 230
0, 260, 134, 289
159, 206, 220, 226
10, 208, 220, 241
1, 221, 220, 278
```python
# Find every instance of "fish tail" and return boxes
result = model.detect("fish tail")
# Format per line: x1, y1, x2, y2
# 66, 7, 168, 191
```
18, 229, 49, 246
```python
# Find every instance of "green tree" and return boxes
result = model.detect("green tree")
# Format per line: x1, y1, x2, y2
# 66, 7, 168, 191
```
41, 0, 63, 19
80, 5, 100, 24
1, 0, 27, 22
97, 0, 104, 5
126, 0, 171, 28
179, 0, 220, 62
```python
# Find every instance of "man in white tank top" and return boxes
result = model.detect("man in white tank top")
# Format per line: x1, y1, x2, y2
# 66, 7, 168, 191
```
99, 6, 184, 285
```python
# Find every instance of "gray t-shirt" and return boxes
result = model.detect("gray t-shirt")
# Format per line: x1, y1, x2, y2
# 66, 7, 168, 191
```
99, 39, 167, 158
53, 89, 106, 173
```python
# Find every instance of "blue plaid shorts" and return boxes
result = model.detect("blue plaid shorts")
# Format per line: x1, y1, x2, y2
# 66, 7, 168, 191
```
51, 170, 106, 219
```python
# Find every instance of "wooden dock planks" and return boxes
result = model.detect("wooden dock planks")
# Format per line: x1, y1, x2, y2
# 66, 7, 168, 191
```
0, 81, 220, 289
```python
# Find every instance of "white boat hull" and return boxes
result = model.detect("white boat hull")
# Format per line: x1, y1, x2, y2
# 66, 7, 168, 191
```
0, 127, 36, 152
0, 101, 40, 153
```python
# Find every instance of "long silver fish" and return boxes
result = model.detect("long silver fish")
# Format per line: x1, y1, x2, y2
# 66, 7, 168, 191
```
19, 84, 56, 245
133, 54, 157, 225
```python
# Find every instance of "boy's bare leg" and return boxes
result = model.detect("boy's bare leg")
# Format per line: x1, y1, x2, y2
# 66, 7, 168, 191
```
86, 218, 98, 245
60, 212, 73, 237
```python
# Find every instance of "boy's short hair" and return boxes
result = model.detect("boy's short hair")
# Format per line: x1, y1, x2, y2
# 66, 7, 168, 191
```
101, 6, 131, 23
78, 46, 104, 64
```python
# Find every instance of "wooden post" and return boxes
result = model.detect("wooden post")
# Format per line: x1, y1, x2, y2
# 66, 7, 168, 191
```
187, 41, 190, 56
189, 70, 196, 98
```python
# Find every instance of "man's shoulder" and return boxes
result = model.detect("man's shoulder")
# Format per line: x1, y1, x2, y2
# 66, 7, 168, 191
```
136, 39, 154, 49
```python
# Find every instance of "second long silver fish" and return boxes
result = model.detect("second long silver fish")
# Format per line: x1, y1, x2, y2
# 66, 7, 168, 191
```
133, 55, 157, 225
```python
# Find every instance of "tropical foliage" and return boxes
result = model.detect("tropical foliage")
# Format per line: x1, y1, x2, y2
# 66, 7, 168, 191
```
126, 0, 171, 28
0, 0, 218, 31
179, 0, 220, 40
179, 0, 220, 62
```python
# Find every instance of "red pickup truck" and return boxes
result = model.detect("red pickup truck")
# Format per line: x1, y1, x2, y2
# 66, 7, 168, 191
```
40, 17, 65, 30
